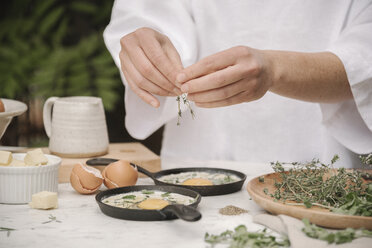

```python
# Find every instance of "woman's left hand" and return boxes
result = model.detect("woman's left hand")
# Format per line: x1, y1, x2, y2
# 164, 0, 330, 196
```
176, 46, 273, 108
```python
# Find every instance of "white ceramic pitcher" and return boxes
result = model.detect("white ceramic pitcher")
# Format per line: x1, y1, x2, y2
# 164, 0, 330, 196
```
43, 96, 109, 158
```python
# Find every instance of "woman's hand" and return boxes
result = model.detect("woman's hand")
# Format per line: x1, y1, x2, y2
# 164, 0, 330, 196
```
176, 46, 273, 108
177, 46, 352, 108
120, 28, 183, 108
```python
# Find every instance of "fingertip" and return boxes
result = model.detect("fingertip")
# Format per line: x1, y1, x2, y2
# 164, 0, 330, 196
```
176, 73, 186, 84
150, 100, 160, 108
181, 84, 189, 93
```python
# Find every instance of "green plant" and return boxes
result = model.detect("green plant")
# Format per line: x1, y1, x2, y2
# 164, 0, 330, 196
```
266, 156, 372, 216
302, 219, 372, 244
205, 225, 290, 248
0, 0, 120, 110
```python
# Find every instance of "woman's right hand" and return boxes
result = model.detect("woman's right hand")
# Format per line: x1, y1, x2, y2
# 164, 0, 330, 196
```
120, 28, 183, 107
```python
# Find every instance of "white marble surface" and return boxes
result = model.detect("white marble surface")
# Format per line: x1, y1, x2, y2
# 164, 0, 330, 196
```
0, 160, 273, 248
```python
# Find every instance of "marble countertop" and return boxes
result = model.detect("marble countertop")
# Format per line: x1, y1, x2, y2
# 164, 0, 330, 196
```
0, 159, 273, 248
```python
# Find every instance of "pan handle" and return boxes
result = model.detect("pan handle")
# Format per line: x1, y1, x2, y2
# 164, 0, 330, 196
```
86, 158, 118, 166
131, 163, 157, 180
161, 204, 202, 222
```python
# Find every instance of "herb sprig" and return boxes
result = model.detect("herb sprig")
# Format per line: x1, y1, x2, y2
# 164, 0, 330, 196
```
267, 155, 371, 215
176, 94, 195, 125
42, 214, 62, 224
360, 153, 372, 166
302, 219, 372, 244
0, 227, 16, 237
205, 225, 290, 248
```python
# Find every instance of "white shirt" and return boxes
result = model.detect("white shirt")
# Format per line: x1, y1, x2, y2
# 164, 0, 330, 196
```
104, 0, 372, 168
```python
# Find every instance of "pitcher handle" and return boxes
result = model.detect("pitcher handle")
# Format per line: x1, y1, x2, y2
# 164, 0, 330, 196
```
43, 97, 58, 138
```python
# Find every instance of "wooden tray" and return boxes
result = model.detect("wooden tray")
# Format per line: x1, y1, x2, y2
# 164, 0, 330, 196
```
25, 143, 161, 183
247, 172, 372, 230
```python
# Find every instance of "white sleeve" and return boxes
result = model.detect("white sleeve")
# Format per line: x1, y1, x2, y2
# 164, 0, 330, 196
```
103, 0, 197, 139
323, 1, 372, 154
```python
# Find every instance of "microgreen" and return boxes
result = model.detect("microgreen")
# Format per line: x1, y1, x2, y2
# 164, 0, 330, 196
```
122, 195, 136, 200
161, 192, 171, 197
141, 190, 154, 195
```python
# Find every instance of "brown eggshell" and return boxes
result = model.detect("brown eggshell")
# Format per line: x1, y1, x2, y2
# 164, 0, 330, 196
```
70, 163, 103, 194
0, 99, 5, 112
102, 160, 138, 189
101, 166, 118, 189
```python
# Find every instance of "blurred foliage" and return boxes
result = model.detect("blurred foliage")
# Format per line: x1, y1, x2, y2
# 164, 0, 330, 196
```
0, 0, 120, 110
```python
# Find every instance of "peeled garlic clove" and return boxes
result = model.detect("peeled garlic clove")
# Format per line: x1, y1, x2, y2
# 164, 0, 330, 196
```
102, 160, 138, 189
70, 163, 103, 194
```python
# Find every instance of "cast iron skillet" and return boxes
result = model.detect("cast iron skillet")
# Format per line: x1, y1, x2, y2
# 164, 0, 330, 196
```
87, 158, 247, 196
96, 185, 201, 221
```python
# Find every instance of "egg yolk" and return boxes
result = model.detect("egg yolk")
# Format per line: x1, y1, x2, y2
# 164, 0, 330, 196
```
138, 199, 169, 210
182, 178, 214, 186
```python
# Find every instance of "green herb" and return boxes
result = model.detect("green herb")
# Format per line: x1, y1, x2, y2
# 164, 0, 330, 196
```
263, 188, 269, 195
258, 177, 264, 183
302, 219, 372, 244
161, 192, 171, 197
0, 227, 16, 237
176, 94, 195, 126
205, 225, 290, 248
141, 190, 154, 195
42, 214, 62, 224
223, 175, 234, 184
360, 153, 372, 165
122, 195, 136, 200
268, 155, 371, 215
332, 189, 372, 216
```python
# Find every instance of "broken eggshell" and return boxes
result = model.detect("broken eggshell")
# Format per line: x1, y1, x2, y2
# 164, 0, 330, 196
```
102, 160, 138, 189
70, 163, 103, 194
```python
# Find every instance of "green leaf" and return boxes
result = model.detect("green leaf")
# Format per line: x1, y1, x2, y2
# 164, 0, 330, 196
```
122, 195, 136, 200
39, 6, 64, 35
303, 200, 312, 208
70, 2, 98, 15
33, 0, 56, 20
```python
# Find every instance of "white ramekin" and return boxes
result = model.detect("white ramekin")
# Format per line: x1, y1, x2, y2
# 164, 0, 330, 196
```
0, 153, 61, 204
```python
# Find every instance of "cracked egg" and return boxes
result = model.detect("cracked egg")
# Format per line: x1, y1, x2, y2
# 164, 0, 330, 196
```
70, 163, 103, 194
102, 160, 138, 189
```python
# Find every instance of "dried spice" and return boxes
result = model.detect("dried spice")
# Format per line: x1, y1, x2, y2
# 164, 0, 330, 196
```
219, 205, 248, 216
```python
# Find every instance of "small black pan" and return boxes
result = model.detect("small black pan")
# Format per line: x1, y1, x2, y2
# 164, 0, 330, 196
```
96, 185, 201, 221
87, 158, 247, 196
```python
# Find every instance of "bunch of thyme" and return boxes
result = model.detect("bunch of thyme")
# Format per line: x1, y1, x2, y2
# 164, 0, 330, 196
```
205, 225, 290, 248
176, 93, 195, 125
265, 155, 371, 214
